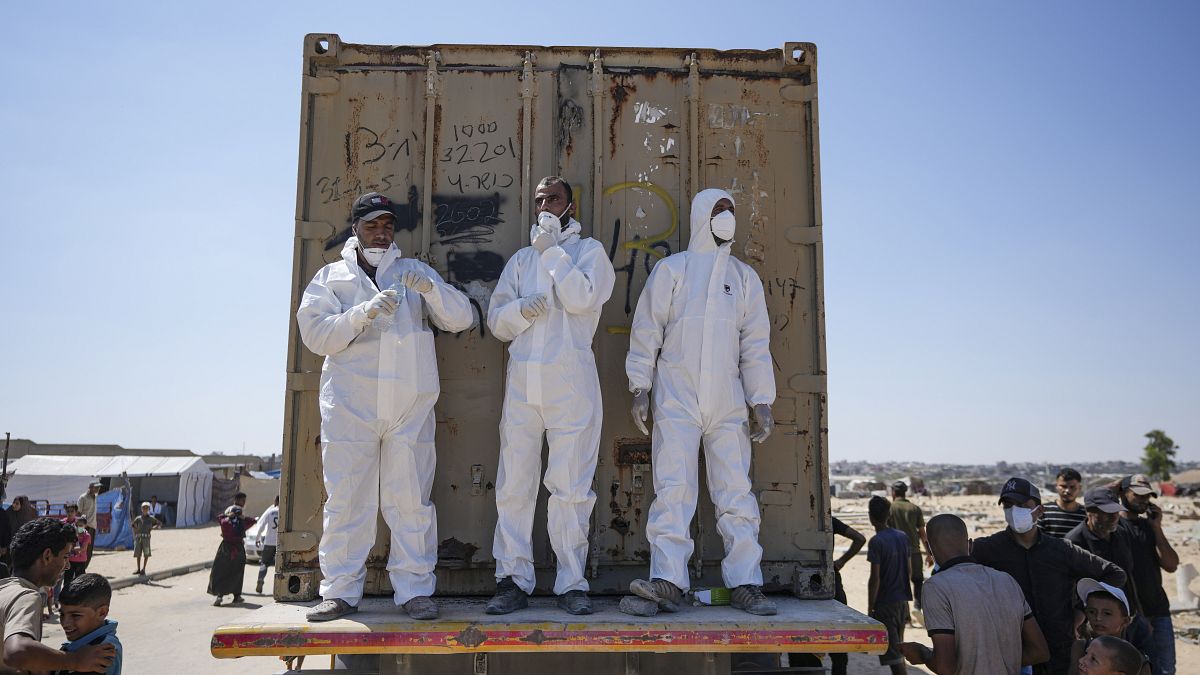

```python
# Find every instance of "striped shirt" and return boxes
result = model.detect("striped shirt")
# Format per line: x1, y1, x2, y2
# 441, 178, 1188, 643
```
1038, 502, 1086, 538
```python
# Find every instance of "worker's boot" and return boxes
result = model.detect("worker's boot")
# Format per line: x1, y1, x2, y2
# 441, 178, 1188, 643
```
629, 578, 682, 613
557, 590, 593, 615
618, 595, 660, 617
485, 577, 529, 615
306, 598, 358, 622
730, 585, 777, 616
403, 596, 439, 620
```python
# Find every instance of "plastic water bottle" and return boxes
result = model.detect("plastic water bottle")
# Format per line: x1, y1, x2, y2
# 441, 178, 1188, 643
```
372, 273, 406, 331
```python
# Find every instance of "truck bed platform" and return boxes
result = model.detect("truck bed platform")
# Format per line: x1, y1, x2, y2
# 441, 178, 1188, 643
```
211, 597, 885, 658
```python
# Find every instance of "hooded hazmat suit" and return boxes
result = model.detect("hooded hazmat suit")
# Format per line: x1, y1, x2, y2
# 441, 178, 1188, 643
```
625, 188, 775, 592
488, 217, 616, 595
296, 237, 474, 606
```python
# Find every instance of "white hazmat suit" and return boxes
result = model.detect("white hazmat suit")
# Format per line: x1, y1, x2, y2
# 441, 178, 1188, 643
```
625, 188, 776, 592
296, 237, 474, 606
488, 217, 616, 595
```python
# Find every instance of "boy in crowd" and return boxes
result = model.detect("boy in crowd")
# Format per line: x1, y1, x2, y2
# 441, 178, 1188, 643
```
1075, 636, 1149, 675
1041, 467, 1086, 538
131, 502, 160, 576
64, 517, 91, 588
1, 518, 113, 673
867, 495, 911, 675
58, 573, 122, 674
1069, 579, 1153, 675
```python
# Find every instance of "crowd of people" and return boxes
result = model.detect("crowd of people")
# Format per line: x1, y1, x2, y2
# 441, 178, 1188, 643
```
844, 470, 1178, 675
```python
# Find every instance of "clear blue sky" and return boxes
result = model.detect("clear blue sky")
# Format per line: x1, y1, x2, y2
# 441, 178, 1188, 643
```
1, 2, 1196, 464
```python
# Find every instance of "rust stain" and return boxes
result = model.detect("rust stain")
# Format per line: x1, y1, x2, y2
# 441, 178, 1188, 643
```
520, 629, 546, 645
453, 625, 487, 648
608, 76, 634, 158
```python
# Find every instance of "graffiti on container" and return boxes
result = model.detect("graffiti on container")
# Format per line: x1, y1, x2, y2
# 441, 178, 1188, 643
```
602, 182, 678, 318
441, 119, 519, 195
315, 174, 405, 206
349, 126, 416, 166
322, 186, 421, 252
434, 192, 505, 246
447, 250, 505, 284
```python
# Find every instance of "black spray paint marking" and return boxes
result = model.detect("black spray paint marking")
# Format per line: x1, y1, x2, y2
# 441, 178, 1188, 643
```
433, 192, 505, 246
447, 250, 505, 284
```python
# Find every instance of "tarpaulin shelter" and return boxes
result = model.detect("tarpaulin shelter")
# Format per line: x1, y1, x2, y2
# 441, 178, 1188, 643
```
4, 455, 213, 527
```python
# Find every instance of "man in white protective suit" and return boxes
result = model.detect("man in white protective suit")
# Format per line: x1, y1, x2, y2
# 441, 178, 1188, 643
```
296, 192, 475, 622
621, 188, 778, 617
485, 176, 616, 616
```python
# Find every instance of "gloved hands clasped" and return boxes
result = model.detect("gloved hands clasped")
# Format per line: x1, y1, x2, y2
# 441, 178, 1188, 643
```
750, 403, 774, 443
519, 294, 549, 321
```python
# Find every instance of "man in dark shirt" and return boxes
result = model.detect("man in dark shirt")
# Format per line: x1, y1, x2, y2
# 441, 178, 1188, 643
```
972, 476, 1127, 675
1118, 474, 1179, 675
867, 495, 911, 675
1039, 467, 1086, 538
1065, 486, 1142, 617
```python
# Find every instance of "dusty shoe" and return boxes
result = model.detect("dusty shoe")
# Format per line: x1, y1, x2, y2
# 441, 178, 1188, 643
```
306, 598, 358, 622
212, 595, 223, 607
256, 580, 264, 594
403, 596, 439, 620
618, 595, 660, 617
629, 578, 682, 613
557, 590, 593, 615
730, 585, 777, 616
485, 577, 529, 615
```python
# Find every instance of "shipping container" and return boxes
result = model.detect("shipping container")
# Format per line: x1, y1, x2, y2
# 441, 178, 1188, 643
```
214, 34, 861, 672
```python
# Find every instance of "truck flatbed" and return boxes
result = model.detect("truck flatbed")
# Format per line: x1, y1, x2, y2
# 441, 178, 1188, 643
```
211, 597, 885, 659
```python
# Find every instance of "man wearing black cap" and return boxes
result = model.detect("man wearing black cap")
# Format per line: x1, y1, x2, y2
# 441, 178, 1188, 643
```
296, 191, 474, 622
885, 481, 931, 613
972, 477, 1127, 675
1065, 486, 1142, 618
1117, 475, 1179, 675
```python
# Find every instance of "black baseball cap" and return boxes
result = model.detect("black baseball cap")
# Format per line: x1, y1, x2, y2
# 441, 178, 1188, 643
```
351, 192, 396, 223
998, 477, 1041, 505
1083, 486, 1127, 514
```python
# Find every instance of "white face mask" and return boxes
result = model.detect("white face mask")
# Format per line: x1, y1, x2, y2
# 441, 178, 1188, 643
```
1004, 505, 1037, 534
536, 203, 573, 235
710, 210, 736, 240
360, 246, 387, 267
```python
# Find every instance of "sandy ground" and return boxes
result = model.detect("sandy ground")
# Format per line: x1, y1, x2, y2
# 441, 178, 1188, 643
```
833, 494, 1200, 673
40, 496, 1200, 673
82, 522, 228, 579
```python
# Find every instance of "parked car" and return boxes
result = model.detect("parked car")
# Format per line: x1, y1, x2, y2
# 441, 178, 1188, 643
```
243, 516, 269, 562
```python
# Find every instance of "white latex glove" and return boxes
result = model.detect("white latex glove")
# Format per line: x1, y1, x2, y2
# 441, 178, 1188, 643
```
532, 227, 556, 253
750, 403, 774, 443
631, 390, 650, 435
363, 290, 398, 319
519, 294, 549, 321
402, 270, 434, 294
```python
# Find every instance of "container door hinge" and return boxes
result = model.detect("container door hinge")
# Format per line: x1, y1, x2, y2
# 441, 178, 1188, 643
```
303, 76, 339, 96
286, 372, 320, 392
296, 220, 335, 241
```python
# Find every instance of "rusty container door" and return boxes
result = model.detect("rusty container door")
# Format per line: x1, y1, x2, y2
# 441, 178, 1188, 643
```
278, 36, 829, 601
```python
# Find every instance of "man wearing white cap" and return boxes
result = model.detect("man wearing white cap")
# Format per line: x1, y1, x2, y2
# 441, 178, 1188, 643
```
623, 188, 777, 617
1117, 475, 1179, 675
297, 191, 475, 622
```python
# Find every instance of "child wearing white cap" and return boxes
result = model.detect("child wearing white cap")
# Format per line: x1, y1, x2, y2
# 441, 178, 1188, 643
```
1069, 579, 1151, 675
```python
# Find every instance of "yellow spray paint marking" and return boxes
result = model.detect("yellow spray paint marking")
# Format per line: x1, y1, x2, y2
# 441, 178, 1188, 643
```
603, 181, 677, 261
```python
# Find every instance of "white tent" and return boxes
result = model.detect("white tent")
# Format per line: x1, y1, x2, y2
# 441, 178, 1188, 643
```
5, 455, 214, 527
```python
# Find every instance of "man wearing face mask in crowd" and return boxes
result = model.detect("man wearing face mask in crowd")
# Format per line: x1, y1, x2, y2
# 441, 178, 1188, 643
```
973, 477, 1127, 675
296, 192, 475, 622
621, 188, 777, 617
1117, 475, 1179, 675
485, 177, 615, 616
1066, 487, 1144, 619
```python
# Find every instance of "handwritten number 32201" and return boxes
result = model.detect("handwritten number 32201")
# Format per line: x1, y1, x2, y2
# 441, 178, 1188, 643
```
440, 138, 517, 165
